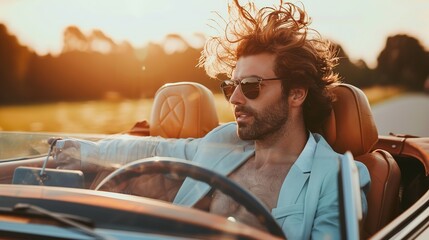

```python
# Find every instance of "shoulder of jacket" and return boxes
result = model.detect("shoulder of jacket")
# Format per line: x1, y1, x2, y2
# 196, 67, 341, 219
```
204, 122, 237, 138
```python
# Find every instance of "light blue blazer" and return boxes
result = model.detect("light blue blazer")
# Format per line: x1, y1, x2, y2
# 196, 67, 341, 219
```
89, 122, 370, 239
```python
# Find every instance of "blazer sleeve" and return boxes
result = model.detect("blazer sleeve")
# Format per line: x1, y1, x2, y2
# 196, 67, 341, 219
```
66, 123, 240, 168
66, 135, 201, 167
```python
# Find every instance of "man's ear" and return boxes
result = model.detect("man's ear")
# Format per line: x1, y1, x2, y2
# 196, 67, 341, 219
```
289, 88, 308, 107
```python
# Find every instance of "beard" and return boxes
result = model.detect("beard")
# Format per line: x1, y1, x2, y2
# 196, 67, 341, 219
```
236, 98, 289, 140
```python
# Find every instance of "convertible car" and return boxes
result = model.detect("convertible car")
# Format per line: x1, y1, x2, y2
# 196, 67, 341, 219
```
0, 82, 428, 239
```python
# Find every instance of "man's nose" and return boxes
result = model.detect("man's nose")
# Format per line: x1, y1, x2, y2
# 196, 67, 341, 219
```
229, 85, 246, 105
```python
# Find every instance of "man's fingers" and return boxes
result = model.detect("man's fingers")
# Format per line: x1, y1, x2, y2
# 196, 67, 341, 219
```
55, 145, 80, 160
47, 137, 62, 145
52, 139, 82, 170
54, 139, 80, 151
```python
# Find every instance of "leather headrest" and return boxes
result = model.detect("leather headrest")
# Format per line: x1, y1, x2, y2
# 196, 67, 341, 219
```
322, 84, 378, 156
150, 82, 219, 138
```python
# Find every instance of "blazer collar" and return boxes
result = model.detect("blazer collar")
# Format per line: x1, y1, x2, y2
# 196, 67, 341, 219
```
275, 133, 317, 206
275, 133, 339, 208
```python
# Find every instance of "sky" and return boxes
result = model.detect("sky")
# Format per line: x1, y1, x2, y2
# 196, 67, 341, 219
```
0, 0, 428, 68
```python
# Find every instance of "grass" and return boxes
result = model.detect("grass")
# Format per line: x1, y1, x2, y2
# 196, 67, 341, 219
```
0, 86, 402, 134
0, 99, 153, 134
362, 85, 405, 105
0, 94, 234, 134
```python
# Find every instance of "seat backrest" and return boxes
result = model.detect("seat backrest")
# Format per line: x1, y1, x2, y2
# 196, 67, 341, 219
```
322, 83, 401, 238
150, 82, 219, 138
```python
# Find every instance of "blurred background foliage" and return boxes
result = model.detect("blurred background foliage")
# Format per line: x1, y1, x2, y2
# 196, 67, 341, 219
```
1, 23, 428, 105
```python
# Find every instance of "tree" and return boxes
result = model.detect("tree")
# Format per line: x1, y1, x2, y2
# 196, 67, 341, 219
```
0, 24, 33, 104
377, 34, 429, 90
332, 43, 376, 88
62, 26, 89, 53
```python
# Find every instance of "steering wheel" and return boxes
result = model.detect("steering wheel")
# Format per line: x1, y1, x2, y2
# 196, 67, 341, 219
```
95, 157, 286, 239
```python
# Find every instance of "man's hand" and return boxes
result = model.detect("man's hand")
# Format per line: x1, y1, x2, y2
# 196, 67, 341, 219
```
49, 137, 82, 170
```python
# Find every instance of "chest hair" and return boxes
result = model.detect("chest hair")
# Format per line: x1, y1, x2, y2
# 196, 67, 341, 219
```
209, 156, 293, 228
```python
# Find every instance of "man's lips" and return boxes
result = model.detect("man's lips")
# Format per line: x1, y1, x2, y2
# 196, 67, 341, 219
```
235, 111, 251, 122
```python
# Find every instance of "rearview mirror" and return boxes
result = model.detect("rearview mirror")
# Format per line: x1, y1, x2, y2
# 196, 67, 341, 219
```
12, 166, 84, 188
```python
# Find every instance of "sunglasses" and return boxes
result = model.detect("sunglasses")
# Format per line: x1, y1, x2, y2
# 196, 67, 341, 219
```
220, 76, 285, 101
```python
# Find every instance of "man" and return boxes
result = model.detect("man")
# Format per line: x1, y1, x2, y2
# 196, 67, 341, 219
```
55, 1, 370, 239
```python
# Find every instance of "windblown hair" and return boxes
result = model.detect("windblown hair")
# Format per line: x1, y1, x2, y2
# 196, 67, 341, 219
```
199, 0, 340, 132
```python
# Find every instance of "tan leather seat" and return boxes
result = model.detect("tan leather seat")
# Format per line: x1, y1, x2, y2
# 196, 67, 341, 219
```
150, 82, 219, 138
321, 83, 401, 238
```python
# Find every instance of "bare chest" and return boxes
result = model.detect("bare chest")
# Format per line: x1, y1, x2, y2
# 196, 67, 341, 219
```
209, 157, 292, 225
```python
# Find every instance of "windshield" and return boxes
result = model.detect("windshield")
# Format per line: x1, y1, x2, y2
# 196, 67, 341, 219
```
0, 131, 107, 161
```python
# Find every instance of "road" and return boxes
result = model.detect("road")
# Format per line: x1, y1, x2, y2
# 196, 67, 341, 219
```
371, 93, 429, 137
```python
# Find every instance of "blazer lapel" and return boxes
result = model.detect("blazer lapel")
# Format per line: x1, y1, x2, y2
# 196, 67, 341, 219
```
273, 133, 316, 214
275, 154, 312, 211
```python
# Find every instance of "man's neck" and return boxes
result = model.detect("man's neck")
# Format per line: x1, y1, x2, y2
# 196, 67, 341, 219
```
253, 121, 308, 168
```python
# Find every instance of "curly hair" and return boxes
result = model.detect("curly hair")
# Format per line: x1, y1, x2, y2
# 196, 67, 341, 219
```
199, 0, 340, 132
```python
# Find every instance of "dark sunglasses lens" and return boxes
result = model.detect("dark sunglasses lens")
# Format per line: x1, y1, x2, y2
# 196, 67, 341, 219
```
240, 77, 260, 99
221, 81, 236, 100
